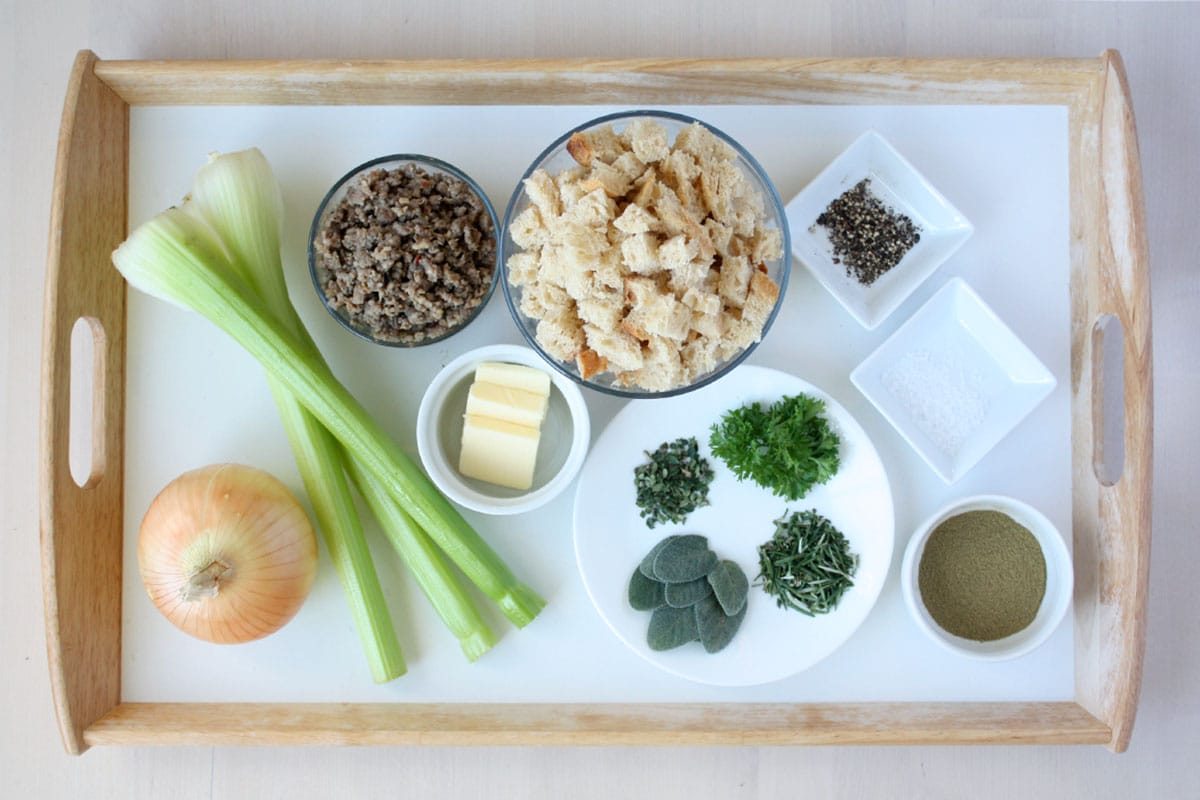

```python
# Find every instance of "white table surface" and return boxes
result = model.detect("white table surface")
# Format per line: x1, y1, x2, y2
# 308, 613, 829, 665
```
2, 1, 1197, 796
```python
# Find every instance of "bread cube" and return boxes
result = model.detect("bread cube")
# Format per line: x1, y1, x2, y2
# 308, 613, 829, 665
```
535, 308, 586, 362
510, 206, 548, 250
691, 305, 725, 338
750, 227, 784, 263
577, 285, 625, 330
523, 170, 561, 218
620, 231, 662, 274
521, 276, 571, 316
675, 122, 737, 169
584, 323, 645, 372
566, 124, 625, 167
623, 118, 670, 164
629, 336, 685, 391
581, 162, 633, 199
594, 247, 626, 289
610, 151, 647, 182
680, 285, 722, 317
624, 291, 691, 342
667, 256, 713, 296
681, 334, 722, 382
703, 218, 733, 256
569, 187, 617, 229
741, 269, 781, 330
613, 202, 659, 236
560, 220, 608, 255
506, 251, 539, 288
576, 348, 608, 380
718, 254, 753, 308
562, 262, 595, 302
657, 234, 699, 271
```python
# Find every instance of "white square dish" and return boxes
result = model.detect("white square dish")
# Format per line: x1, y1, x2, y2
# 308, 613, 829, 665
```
785, 130, 974, 329
850, 278, 1056, 484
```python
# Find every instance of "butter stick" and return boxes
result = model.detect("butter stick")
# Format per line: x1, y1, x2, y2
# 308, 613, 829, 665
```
466, 381, 548, 428
459, 414, 541, 490
475, 361, 551, 396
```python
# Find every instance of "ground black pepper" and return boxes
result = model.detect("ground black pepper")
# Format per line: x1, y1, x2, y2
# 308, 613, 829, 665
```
917, 510, 1046, 641
813, 178, 921, 286
314, 163, 496, 344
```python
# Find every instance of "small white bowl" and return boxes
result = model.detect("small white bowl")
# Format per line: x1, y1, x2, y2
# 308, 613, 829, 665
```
416, 344, 590, 515
900, 494, 1073, 661
850, 278, 1056, 484
785, 130, 973, 329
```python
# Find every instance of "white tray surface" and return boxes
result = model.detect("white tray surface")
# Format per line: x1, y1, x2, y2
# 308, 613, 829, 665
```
123, 103, 1071, 703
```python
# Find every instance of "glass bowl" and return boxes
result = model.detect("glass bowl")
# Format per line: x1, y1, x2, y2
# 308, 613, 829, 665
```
308, 154, 500, 347
500, 110, 791, 398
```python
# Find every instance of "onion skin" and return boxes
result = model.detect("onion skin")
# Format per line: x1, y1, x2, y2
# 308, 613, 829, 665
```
138, 463, 319, 644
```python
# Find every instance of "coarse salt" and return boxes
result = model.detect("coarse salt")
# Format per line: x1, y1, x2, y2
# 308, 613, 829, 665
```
882, 347, 989, 456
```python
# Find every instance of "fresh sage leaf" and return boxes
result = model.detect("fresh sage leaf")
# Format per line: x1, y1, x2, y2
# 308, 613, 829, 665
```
647, 604, 699, 651
652, 534, 716, 583
707, 559, 749, 616
639, 535, 679, 579
694, 593, 747, 654
628, 567, 667, 611
664, 576, 713, 608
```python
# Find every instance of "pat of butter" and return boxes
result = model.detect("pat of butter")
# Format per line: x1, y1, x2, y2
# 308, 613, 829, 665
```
459, 414, 541, 490
474, 361, 551, 396
466, 381, 549, 428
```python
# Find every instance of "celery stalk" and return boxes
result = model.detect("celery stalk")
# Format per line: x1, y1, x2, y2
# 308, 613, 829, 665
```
114, 205, 545, 627
185, 151, 404, 681
346, 458, 497, 662
267, 385, 406, 681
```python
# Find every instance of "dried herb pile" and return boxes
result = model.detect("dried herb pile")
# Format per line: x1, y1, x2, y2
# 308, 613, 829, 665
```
918, 510, 1045, 641
756, 510, 858, 616
633, 437, 715, 528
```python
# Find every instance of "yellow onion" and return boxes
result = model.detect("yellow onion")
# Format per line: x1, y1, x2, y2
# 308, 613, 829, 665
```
138, 463, 319, 644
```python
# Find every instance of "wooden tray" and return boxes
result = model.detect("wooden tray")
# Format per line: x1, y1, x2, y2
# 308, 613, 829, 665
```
40, 50, 1151, 754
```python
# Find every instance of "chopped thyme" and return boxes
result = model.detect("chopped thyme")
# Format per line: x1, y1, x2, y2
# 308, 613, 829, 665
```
633, 437, 715, 528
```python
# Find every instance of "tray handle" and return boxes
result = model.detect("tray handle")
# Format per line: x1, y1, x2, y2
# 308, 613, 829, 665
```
40, 50, 129, 755
1073, 50, 1152, 754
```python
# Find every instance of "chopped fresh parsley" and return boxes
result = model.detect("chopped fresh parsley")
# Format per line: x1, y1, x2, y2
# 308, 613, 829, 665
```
708, 394, 841, 501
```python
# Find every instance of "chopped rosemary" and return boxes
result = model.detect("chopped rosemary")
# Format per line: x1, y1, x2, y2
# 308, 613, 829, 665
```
756, 510, 858, 616
633, 437, 715, 528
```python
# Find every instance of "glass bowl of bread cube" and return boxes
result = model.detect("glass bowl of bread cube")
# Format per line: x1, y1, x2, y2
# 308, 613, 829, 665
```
500, 110, 791, 398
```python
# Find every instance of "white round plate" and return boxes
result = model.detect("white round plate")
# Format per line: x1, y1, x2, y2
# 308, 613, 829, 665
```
573, 365, 894, 686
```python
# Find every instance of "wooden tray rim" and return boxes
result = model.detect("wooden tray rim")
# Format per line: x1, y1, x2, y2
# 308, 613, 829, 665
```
40, 51, 1152, 753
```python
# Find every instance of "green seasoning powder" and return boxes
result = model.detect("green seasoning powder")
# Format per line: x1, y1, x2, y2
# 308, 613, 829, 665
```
917, 510, 1047, 642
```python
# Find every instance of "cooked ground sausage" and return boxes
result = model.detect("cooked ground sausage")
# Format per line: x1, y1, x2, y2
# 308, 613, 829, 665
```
314, 163, 496, 344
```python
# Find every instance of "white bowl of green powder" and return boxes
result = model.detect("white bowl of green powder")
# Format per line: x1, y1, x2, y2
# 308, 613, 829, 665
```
900, 494, 1073, 661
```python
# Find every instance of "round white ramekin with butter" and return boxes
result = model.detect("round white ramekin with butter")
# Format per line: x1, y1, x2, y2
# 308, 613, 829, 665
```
417, 344, 591, 515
